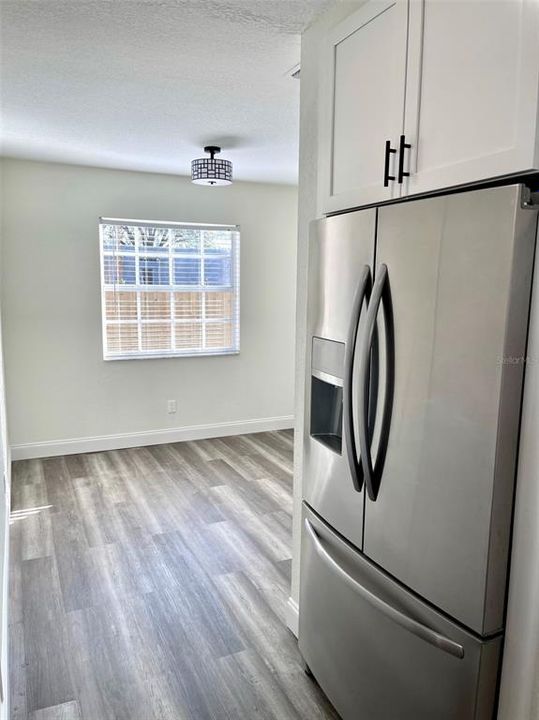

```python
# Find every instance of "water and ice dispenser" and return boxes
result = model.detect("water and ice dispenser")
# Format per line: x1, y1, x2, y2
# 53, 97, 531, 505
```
310, 337, 345, 455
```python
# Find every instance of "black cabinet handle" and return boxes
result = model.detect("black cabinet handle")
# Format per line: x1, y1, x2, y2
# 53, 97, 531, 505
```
383, 140, 396, 187
398, 134, 411, 183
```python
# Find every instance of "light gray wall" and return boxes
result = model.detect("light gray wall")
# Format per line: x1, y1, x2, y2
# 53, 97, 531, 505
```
290, 1, 364, 620
1, 159, 298, 449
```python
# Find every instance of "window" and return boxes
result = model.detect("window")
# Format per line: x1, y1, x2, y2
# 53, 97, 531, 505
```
99, 218, 240, 360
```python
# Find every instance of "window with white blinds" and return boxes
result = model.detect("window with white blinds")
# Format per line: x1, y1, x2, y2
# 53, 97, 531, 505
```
99, 218, 240, 360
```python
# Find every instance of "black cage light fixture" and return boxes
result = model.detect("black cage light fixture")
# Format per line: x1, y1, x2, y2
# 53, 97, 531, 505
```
191, 146, 233, 186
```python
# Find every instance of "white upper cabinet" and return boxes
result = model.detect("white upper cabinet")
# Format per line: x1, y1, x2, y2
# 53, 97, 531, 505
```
318, 0, 539, 214
403, 0, 539, 197
319, 0, 409, 214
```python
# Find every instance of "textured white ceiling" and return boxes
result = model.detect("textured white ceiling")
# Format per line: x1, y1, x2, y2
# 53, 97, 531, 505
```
0, 0, 334, 184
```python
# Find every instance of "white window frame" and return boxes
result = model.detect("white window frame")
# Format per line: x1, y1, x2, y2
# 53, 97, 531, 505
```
99, 217, 240, 360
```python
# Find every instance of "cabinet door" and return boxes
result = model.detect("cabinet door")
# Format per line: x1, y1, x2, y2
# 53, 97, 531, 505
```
402, 0, 539, 197
319, 0, 408, 215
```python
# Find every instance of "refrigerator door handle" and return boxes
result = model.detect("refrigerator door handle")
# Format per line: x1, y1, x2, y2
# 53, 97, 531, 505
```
304, 518, 465, 660
343, 265, 372, 492
358, 264, 395, 500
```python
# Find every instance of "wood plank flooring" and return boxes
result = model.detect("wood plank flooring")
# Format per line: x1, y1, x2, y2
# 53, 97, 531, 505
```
9, 431, 339, 720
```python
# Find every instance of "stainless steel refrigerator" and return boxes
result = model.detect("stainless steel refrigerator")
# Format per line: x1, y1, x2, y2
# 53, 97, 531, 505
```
299, 184, 539, 719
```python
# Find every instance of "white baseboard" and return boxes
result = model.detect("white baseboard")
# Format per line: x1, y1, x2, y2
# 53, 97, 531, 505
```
10, 415, 294, 461
286, 596, 299, 637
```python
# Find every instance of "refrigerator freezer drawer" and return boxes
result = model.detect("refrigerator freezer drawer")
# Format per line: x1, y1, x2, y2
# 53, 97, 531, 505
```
299, 504, 501, 720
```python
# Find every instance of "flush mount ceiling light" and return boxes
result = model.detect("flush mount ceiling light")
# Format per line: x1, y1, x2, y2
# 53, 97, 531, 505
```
191, 146, 233, 186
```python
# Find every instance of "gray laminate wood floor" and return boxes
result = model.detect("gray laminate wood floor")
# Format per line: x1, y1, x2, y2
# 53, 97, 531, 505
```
9, 431, 339, 720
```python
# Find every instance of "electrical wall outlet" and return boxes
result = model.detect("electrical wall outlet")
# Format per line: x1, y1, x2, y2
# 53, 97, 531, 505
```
167, 399, 177, 414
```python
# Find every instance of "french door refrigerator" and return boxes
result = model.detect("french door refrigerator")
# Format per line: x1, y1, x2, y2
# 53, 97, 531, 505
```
299, 184, 538, 719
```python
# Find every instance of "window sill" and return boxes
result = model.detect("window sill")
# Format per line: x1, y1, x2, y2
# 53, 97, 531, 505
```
103, 349, 240, 361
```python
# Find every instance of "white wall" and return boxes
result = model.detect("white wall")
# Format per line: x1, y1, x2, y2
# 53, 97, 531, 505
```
0, 159, 297, 455
0, 159, 12, 720
288, 1, 364, 632
0, 311, 10, 720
